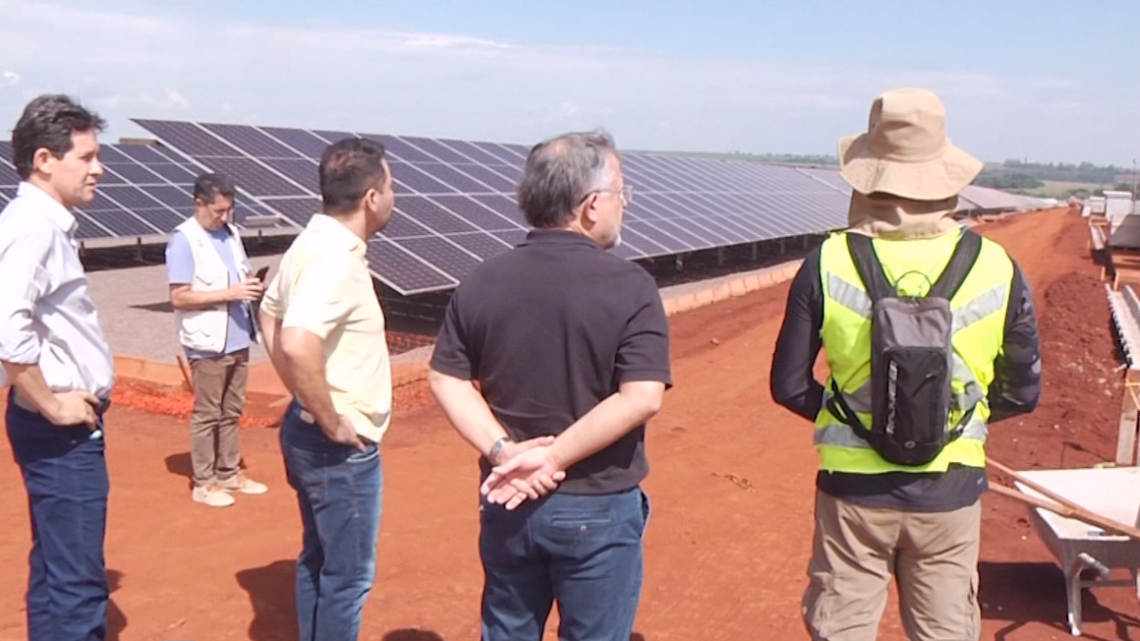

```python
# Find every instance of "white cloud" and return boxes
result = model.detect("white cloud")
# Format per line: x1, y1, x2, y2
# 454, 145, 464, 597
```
0, 71, 19, 87
0, 0, 1122, 164
394, 32, 512, 50
162, 89, 189, 109
2, 0, 170, 35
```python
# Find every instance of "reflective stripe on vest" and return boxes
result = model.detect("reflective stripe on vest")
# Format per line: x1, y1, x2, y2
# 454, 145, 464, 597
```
814, 413, 989, 448
828, 272, 1008, 333
818, 276, 1006, 432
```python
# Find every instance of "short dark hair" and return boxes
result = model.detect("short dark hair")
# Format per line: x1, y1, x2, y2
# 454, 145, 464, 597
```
319, 137, 389, 213
193, 172, 236, 204
517, 131, 617, 229
11, 94, 107, 180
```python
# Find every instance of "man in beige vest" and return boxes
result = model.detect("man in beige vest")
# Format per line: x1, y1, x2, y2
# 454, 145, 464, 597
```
166, 173, 268, 507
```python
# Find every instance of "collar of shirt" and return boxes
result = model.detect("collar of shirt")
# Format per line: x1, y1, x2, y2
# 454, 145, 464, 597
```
16, 182, 78, 238
523, 228, 602, 250
306, 213, 366, 257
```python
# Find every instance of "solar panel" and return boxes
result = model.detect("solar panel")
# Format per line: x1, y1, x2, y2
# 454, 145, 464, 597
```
257, 196, 322, 227
448, 231, 513, 259
0, 158, 21, 186
396, 235, 482, 281
260, 127, 332, 157
396, 196, 481, 234
0, 136, 302, 241
200, 123, 301, 159
93, 142, 189, 237
492, 229, 528, 247
0, 143, 118, 238
797, 167, 852, 194
365, 240, 458, 292
204, 157, 309, 197
262, 158, 320, 193
131, 119, 853, 295
0, 143, 18, 214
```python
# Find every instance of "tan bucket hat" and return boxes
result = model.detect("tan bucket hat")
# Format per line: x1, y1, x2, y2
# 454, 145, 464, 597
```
838, 87, 983, 201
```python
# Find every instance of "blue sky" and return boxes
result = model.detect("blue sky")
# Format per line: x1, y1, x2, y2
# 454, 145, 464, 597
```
0, 0, 1135, 165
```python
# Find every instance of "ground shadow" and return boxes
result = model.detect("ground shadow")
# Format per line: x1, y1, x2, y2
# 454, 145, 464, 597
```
165, 452, 255, 488
382, 630, 445, 641
164, 452, 193, 486
375, 629, 643, 641
236, 559, 298, 641
129, 301, 174, 314
979, 561, 1140, 641
107, 568, 127, 641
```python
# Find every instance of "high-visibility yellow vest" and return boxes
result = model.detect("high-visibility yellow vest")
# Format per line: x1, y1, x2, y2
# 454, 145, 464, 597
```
815, 228, 1014, 474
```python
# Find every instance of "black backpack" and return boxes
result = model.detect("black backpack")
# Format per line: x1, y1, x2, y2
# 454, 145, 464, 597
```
825, 229, 983, 467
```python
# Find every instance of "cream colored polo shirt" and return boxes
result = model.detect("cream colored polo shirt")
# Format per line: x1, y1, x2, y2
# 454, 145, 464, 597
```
261, 214, 391, 444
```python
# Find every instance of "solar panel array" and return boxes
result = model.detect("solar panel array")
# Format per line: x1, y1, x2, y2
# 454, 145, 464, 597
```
793, 166, 1055, 214
796, 166, 853, 195
0, 140, 286, 241
0, 143, 16, 206
132, 119, 853, 294
3, 122, 1047, 297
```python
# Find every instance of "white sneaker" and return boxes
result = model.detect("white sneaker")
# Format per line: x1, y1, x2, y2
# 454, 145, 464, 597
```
218, 473, 268, 495
192, 484, 236, 507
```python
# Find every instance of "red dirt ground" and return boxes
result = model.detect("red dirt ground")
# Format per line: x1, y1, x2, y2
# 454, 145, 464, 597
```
1, 207, 1136, 641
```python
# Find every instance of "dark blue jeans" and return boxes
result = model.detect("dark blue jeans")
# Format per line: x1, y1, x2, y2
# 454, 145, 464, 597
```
280, 401, 382, 641
479, 486, 651, 641
5, 394, 111, 641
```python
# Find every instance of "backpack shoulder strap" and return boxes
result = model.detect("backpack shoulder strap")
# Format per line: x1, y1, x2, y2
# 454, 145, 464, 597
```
929, 229, 983, 300
844, 233, 895, 302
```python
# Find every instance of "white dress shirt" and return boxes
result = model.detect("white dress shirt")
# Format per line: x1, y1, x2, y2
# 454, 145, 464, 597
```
0, 182, 115, 398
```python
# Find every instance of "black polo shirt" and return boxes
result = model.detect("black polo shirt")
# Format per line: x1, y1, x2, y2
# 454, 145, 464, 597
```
431, 229, 673, 495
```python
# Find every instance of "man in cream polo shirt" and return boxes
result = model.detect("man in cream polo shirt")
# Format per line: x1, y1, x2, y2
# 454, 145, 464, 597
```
259, 136, 394, 641
166, 172, 268, 508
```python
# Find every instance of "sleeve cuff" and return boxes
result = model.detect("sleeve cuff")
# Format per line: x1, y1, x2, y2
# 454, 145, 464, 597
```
617, 369, 673, 389
428, 357, 474, 381
280, 318, 332, 341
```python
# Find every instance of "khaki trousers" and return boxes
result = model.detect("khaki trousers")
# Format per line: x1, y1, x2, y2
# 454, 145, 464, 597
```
802, 490, 981, 641
189, 349, 249, 487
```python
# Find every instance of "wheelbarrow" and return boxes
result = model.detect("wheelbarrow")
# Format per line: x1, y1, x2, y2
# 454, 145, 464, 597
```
988, 459, 1140, 636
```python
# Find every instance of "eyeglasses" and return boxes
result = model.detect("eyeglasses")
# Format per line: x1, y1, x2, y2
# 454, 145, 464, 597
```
588, 186, 633, 205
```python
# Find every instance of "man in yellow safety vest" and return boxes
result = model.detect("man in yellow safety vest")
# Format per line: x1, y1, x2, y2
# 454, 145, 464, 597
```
771, 87, 1042, 641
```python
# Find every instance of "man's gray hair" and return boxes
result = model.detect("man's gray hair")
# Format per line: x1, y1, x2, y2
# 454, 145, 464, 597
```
516, 130, 618, 229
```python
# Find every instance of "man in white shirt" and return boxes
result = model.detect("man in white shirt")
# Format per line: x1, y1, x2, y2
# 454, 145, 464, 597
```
259, 137, 394, 641
166, 172, 267, 508
0, 94, 116, 641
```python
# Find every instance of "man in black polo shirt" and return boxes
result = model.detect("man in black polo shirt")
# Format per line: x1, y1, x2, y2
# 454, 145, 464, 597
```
429, 130, 672, 641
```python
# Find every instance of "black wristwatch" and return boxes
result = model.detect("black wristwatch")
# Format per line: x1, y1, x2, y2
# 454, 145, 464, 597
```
488, 436, 511, 464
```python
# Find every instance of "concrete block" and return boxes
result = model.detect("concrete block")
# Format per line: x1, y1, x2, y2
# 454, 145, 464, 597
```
113, 355, 185, 389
